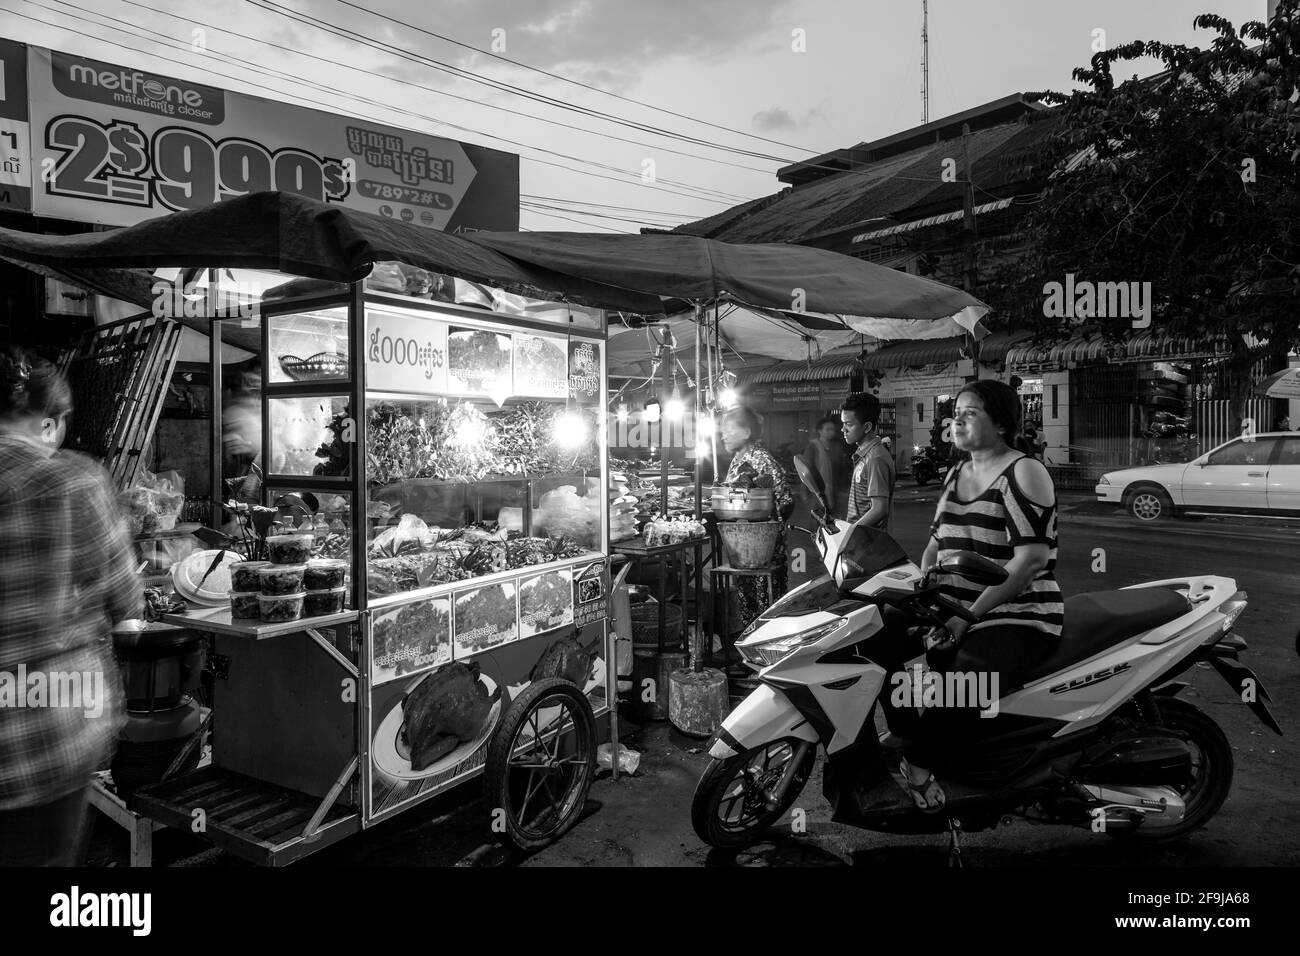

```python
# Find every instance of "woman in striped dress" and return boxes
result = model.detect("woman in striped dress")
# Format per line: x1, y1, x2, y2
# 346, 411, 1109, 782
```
898, 380, 1064, 813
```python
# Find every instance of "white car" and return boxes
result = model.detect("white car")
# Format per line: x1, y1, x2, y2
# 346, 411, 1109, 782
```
1096, 432, 1300, 521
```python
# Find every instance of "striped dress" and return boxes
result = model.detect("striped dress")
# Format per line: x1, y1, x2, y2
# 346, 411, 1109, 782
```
929, 456, 1064, 637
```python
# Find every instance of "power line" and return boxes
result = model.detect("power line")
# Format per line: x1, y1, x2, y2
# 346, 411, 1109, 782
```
7, 2, 751, 207
329, 0, 817, 155
63, 0, 773, 178
249, 0, 797, 166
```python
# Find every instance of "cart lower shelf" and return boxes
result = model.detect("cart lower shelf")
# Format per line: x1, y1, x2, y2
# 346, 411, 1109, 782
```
127, 765, 361, 866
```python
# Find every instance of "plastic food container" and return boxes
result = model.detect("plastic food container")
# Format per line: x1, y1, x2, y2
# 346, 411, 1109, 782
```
229, 591, 261, 620
304, 587, 346, 617
258, 564, 306, 596
267, 534, 315, 565
259, 591, 305, 623
303, 559, 347, 591
230, 561, 272, 593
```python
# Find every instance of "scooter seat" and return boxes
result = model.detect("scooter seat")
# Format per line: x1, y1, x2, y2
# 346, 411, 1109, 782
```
1021, 588, 1191, 686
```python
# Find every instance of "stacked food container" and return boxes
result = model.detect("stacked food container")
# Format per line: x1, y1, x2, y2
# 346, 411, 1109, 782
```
228, 534, 348, 623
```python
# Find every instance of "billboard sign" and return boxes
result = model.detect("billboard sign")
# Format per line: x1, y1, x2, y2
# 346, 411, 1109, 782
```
0, 38, 30, 213
25, 46, 518, 230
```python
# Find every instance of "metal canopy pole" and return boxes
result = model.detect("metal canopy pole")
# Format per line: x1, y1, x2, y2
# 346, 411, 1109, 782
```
693, 302, 704, 672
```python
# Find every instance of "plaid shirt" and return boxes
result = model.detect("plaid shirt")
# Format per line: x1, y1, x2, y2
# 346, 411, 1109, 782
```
0, 437, 138, 810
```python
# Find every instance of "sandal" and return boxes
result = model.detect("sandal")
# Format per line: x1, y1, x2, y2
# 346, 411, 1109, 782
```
898, 758, 947, 814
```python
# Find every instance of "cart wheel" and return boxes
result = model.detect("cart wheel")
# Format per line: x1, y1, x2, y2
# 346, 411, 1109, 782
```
485, 678, 597, 852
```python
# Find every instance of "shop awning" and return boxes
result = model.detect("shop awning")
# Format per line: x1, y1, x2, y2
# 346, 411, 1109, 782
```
1006, 330, 1230, 369
850, 198, 1015, 244
739, 331, 1031, 383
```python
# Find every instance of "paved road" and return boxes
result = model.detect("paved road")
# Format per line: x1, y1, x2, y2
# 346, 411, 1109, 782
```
95, 493, 1300, 867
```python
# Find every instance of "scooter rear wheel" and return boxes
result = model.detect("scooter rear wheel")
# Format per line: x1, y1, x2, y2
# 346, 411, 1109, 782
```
1109, 698, 1233, 843
691, 738, 816, 849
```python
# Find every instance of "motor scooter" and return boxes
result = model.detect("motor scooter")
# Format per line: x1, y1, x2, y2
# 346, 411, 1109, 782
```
691, 457, 1280, 861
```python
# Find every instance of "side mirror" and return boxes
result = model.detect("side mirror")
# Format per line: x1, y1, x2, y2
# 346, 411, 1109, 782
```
937, 551, 1009, 587
793, 455, 831, 515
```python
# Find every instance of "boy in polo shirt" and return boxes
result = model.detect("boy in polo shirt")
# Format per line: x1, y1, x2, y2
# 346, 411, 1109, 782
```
841, 393, 896, 532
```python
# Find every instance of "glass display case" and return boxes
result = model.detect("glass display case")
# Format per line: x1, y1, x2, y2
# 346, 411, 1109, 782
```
362, 301, 605, 604
259, 290, 608, 615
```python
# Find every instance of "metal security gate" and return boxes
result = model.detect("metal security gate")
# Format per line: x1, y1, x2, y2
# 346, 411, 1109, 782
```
1070, 365, 1141, 475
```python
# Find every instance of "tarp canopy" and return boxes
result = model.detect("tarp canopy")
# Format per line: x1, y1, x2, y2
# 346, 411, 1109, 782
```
0, 191, 666, 314
0, 192, 990, 354
469, 229, 990, 331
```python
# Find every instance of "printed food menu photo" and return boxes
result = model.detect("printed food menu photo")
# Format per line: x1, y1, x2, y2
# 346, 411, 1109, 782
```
453, 581, 519, 656
370, 595, 452, 685
366, 620, 608, 822
513, 333, 568, 399
447, 326, 512, 399
368, 654, 506, 820
518, 567, 574, 638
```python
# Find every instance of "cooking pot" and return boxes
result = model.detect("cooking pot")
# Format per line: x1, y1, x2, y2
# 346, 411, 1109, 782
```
111, 620, 206, 712
709, 485, 775, 520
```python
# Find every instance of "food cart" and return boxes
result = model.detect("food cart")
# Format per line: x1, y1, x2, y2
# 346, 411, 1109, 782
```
141, 270, 618, 863
0, 189, 990, 864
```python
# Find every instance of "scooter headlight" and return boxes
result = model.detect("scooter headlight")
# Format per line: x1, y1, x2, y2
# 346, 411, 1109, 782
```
741, 620, 845, 668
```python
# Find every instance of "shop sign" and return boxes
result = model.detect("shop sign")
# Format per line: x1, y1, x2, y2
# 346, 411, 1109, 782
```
568, 340, 602, 405
365, 308, 448, 394
769, 382, 822, 410
573, 561, 609, 627
0, 39, 30, 213
25, 45, 518, 229
742, 384, 772, 407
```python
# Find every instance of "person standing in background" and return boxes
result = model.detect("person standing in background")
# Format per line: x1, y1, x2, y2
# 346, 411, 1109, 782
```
0, 349, 138, 866
802, 415, 852, 518
841, 393, 897, 531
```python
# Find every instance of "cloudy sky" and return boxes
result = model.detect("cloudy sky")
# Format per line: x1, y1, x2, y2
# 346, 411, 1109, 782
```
0, 0, 1269, 231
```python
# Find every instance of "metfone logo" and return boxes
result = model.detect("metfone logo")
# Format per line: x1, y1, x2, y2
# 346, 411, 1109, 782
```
51, 51, 226, 124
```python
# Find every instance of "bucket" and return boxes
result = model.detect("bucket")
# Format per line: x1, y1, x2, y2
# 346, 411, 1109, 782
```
630, 601, 683, 649
717, 520, 780, 569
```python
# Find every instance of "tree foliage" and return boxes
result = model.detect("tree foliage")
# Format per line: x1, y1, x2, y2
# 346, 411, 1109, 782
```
1005, 0, 1300, 357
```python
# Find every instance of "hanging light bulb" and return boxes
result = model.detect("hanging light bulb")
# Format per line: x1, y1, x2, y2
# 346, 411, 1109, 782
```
555, 409, 588, 448
643, 398, 661, 423
616, 402, 629, 423
696, 413, 714, 456
665, 386, 684, 421
719, 387, 737, 409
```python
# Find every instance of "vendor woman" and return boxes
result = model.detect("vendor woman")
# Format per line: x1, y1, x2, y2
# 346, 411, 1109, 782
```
719, 406, 794, 656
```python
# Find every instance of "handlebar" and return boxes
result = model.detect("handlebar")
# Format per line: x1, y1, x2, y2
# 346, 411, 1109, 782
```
934, 593, 980, 625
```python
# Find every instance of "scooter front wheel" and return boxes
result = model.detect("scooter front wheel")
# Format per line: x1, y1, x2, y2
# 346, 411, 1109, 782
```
691, 738, 816, 849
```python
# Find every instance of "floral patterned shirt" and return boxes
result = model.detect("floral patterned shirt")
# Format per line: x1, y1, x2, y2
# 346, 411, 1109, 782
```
724, 443, 794, 518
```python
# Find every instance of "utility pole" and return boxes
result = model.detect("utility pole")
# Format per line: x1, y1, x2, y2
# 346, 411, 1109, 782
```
921, 0, 930, 124
960, 122, 980, 380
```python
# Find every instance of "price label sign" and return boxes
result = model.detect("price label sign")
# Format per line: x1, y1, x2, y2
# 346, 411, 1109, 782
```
25, 46, 519, 230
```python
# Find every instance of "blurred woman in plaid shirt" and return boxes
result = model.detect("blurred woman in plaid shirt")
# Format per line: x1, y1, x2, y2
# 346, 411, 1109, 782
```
0, 349, 139, 865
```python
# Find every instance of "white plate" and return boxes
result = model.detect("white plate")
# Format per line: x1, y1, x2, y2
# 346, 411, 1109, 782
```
372, 673, 501, 781
171, 549, 243, 607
